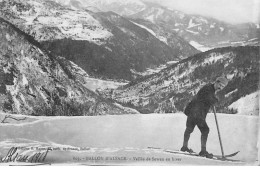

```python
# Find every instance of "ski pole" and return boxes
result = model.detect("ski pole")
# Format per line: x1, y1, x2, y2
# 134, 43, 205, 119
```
213, 106, 225, 159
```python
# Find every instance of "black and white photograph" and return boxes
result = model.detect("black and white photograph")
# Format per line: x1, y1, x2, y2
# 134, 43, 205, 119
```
0, 0, 259, 166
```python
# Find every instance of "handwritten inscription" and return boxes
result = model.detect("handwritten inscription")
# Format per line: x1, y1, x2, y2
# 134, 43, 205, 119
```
0, 147, 51, 163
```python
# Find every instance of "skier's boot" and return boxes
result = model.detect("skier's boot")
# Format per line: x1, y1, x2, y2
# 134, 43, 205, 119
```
180, 146, 194, 153
199, 150, 213, 159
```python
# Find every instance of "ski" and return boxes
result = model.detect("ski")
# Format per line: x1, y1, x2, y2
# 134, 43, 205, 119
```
147, 147, 241, 162
214, 151, 240, 158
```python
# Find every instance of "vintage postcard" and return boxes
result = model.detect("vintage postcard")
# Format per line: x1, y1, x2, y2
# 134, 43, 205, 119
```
0, 0, 259, 166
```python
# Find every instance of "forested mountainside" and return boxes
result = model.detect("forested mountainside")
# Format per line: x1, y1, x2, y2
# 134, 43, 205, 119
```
0, 18, 133, 116
100, 46, 259, 114
0, 0, 198, 81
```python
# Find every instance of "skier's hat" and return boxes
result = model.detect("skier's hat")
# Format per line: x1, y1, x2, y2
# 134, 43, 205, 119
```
215, 77, 228, 87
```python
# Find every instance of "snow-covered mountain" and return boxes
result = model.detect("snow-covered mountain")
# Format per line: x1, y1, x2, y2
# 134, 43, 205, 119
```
0, 0, 113, 43
57, 0, 259, 51
53, 0, 146, 16
0, 17, 135, 116
129, 2, 260, 51
0, 0, 198, 81
100, 46, 259, 115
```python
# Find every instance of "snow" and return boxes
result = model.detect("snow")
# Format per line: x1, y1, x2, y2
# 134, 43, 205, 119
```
167, 61, 179, 65
178, 13, 185, 19
146, 15, 155, 23
105, 46, 112, 52
53, 11, 113, 43
55, 0, 146, 7
102, 0, 144, 6
22, 74, 28, 86
218, 41, 230, 44
54, 0, 71, 5
82, 77, 128, 91
5, 33, 11, 42
229, 91, 259, 116
210, 24, 215, 28
203, 53, 231, 65
69, 61, 89, 77
248, 38, 258, 42
231, 41, 246, 45
132, 22, 156, 36
158, 36, 168, 44
225, 89, 238, 98
13, 2, 113, 44
114, 103, 140, 114
164, 80, 172, 86
186, 30, 199, 35
220, 27, 224, 32
155, 8, 164, 19
198, 17, 208, 24
187, 19, 201, 28
0, 113, 258, 165
131, 22, 168, 44
20, 16, 35, 25
130, 64, 168, 76
67, 60, 127, 92
189, 41, 212, 52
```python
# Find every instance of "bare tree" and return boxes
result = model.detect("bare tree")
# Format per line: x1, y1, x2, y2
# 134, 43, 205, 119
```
1, 114, 27, 123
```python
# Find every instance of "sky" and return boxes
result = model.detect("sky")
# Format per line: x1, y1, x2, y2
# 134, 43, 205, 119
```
144, 0, 260, 24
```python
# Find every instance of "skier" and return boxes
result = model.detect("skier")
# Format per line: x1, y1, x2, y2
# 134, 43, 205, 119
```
180, 77, 228, 158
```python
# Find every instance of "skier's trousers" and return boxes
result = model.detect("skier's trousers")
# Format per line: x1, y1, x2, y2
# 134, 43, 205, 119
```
183, 117, 209, 151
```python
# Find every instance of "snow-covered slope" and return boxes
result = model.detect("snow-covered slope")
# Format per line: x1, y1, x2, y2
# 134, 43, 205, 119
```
128, 3, 260, 50
189, 41, 213, 52
129, 18, 199, 59
229, 91, 259, 115
0, 113, 258, 165
54, 0, 146, 16
0, 0, 113, 44
100, 46, 259, 115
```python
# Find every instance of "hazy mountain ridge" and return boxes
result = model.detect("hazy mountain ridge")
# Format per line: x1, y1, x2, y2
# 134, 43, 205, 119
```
100, 46, 259, 115
128, 2, 260, 50
0, 17, 135, 116
53, 0, 147, 16
56, 0, 259, 50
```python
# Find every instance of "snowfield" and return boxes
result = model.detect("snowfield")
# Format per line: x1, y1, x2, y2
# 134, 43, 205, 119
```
0, 113, 258, 165
189, 41, 213, 52
229, 91, 259, 116
83, 77, 128, 91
